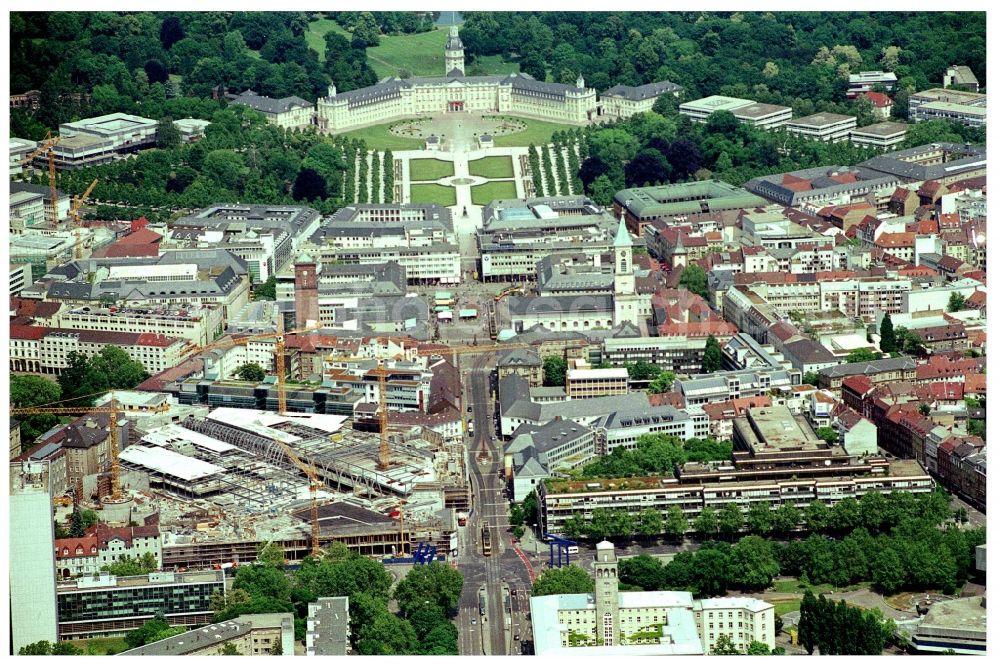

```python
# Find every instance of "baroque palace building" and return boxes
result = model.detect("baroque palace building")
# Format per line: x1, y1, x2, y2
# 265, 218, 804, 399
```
313, 26, 681, 134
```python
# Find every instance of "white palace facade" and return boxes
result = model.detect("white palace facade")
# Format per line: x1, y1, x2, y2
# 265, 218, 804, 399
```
311, 26, 681, 134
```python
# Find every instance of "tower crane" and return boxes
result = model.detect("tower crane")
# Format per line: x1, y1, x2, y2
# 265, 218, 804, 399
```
268, 437, 323, 557
10, 393, 169, 504
18, 132, 61, 229
69, 179, 98, 259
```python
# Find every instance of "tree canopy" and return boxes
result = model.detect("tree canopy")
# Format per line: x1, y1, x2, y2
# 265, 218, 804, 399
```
532, 564, 595, 596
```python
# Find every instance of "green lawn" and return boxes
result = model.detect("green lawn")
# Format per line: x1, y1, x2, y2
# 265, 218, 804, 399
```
337, 123, 424, 151
492, 118, 582, 148
69, 637, 129, 655
468, 156, 515, 179
471, 180, 518, 205
769, 580, 868, 595
773, 600, 802, 617
409, 158, 455, 181
410, 183, 457, 206
306, 20, 519, 78
368, 28, 453, 79
306, 18, 351, 61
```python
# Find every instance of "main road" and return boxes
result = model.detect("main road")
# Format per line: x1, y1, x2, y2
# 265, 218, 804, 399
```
454, 353, 533, 655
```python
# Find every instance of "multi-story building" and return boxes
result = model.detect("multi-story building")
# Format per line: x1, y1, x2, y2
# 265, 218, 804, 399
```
784, 113, 856, 142
10, 262, 33, 297
172, 118, 211, 142
10, 182, 71, 224
817, 355, 917, 391
846, 71, 897, 98
27, 250, 252, 320
10, 189, 46, 231
598, 80, 684, 120
601, 335, 709, 376
168, 204, 322, 282
56, 570, 225, 639
909, 88, 987, 127
679, 95, 756, 122
530, 541, 774, 656
10, 136, 36, 176
10, 326, 187, 376
229, 89, 314, 129
121, 613, 295, 656
47, 113, 157, 169
54, 521, 162, 579
307, 204, 460, 284
613, 181, 767, 235
850, 122, 909, 150
675, 366, 797, 407
54, 304, 222, 347
306, 597, 351, 656
479, 197, 619, 280
9, 461, 60, 653
538, 459, 933, 536
565, 363, 628, 399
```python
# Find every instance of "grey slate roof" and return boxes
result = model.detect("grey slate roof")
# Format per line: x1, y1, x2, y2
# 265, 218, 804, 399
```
10, 181, 68, 202
819, 355, 916, 379
858, 143, 986, 182
307, 597, 350, 656
508, 294, 614, 316
498, 347, 543, 368
601, 80, 682, 101
230, 89, 312, 114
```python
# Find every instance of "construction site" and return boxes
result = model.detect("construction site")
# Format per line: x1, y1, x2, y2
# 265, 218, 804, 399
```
115, 404, 469, 567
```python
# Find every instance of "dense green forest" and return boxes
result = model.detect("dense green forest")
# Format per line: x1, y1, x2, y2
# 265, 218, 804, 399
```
459, 12, 985, 104
10, 11, 986, 214
9, 11, 434, 136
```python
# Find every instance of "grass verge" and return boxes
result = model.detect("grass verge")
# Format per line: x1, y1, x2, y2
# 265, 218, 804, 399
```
410, 183, 457, 206
471, 180, 518, 205
468, 155, 515, 179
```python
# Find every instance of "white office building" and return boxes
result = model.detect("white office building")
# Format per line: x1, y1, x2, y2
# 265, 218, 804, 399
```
530, 542, 774, 655
9, 461, 60, 653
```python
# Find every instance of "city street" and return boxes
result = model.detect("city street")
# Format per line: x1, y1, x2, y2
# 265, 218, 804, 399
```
454, 353, 533, 655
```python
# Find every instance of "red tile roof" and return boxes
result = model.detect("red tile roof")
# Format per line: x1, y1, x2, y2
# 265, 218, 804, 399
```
841, 375, 874, 396
9, 297, 62, 320
863, 91, 893, 107
9, 324, 48, 340
54, 535, 99, 560
118, 228, 163, 245
875, 232, 915, 248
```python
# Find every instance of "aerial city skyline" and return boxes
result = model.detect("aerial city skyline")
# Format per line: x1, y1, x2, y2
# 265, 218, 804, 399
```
7, 9, 987, 657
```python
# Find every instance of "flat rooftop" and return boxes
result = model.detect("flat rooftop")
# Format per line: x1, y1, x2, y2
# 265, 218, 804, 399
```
788, 112, 855, 128
853, 122, 910, 137
918, 101, 987, 115
739, 405, 825, 451
733, 102, 792, 119
681, 95, 755, 113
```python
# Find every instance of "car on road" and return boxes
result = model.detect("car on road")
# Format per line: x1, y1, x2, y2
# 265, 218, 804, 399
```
471, 618, 477, 625
514, 634, 520, 641
467, 406, 472, 413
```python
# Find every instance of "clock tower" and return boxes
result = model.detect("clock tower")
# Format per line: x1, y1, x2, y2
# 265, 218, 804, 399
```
594, 540, 621, 647
613, 214, 639, 327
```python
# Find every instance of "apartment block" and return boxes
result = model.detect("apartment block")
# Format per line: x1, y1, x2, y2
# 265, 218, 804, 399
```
784, 113, 857, 142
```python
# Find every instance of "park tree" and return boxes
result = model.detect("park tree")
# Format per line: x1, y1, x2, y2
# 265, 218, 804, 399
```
730, 536, 780, 590
693, 507, 718, 537
803, 501, 829, 533
679, 263, 710, 301
879, 316, 896, 353
155, 117, 181, 148
233, 564, 291, 602
948, 292, 966, 312
746, 502, 773, 535
712, 635, 739, 655
619, 554, 663, 590
638, 508, 664, 541
701, 335, 723, 373
845, 349, 880, 363
18, 641, 54, 655
747, 640, 773, 655
718, 502, 744, 539
665, 505, 688, 541
692, 546, 733, 597
10, 375, 62, 442
219, 642, 241, 655
532, 564, 595, 596
647, 370, 677, 394
254, 275, 277, 300
815, 426, 839, 446
236, 363, 267, 383
293, 167, 328, 202
543, 355, 568, 387
625, 360, 661, 381
257, 541, 286, 568
393, 562, 464, 617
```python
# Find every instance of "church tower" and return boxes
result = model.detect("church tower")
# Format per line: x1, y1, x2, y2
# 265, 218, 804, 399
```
594, 540, 620, 647
445, 25, 465, 76
613, 214, 640, 327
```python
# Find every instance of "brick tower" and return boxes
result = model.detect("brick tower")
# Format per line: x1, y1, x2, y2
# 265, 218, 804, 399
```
294, 253, 319, 330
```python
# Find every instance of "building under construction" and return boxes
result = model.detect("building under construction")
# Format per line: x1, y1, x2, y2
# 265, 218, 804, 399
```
118, 406, 467, 566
